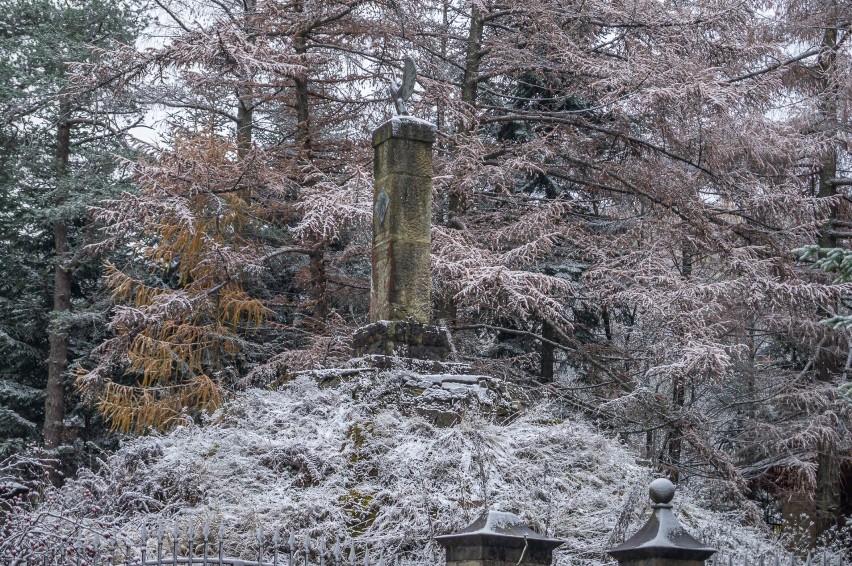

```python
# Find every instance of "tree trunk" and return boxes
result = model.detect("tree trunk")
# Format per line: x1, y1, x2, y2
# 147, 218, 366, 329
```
294, 31, 311, 157
236, 0, 254, 160
666, 242, 693, 482
813, 11, 842, 537
817, 23, 838, 249
461, 5, 484, 107
815, 440, 840, 536
667, 375, 685, 483
236, 89, 253, 159
43, 99, 72, 450
436, 4, 486, 324
308, 248, 328, 323
540, 320, 555, 382
450, 2, 485, 218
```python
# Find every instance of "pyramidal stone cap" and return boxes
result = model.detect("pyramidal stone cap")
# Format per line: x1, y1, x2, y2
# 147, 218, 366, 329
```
436, 510, 563, 566
607, 479, 717, 563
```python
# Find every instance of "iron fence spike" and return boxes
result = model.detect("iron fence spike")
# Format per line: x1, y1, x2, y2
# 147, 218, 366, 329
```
188, 522, 195, 562
333, 541, 341, 563
218, 523, 226, 542
158, 524, 164, 566
273, 530, 280, 566
349, 542, 356, 565
306, 533, 312, 566
157, 521, 165, 541
364, 546, 370, 566
203, 523, 209, 566
173, 523, 179, 566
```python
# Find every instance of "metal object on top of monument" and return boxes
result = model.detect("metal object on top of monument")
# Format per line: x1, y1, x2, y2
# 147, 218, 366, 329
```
389, 56, 416, 116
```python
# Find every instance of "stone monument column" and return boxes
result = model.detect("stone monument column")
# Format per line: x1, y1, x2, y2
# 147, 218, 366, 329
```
352, 59, 451, 364
370, 117, 435, 323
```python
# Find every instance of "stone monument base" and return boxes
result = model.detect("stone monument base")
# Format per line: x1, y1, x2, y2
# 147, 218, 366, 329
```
352, 319, 451, 361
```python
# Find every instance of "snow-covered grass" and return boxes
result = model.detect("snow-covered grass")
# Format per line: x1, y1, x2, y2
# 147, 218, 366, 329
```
3, 374, 784, 564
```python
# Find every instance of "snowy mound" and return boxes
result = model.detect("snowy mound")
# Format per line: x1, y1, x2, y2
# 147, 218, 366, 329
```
18, 376, 778, 564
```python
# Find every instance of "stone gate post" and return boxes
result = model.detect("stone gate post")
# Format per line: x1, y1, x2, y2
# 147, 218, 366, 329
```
436, 510, 564, 566
608, 479, 716, 566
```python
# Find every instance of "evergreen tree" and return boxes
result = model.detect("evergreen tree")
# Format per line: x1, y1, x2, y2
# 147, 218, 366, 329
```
0, 0, 144, 453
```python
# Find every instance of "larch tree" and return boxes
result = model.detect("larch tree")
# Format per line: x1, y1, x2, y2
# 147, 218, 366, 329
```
76, 0, 391, 432
393, 0, 852, 529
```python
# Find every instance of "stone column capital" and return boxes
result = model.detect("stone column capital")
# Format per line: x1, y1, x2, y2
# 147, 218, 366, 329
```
372, 116, 437, 147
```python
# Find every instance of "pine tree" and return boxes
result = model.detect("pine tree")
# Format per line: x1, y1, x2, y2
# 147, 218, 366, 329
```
0, 0, 144, 452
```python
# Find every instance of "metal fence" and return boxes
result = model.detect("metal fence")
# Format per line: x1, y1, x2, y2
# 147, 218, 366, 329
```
711, 551, 847, 566
9, 531, 850, 566
4, 521, 397, 566
5, 516, 850, 566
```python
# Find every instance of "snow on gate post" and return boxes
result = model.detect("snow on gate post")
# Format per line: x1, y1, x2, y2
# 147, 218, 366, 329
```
435, 510, 564, 566
608, 479, 716, 566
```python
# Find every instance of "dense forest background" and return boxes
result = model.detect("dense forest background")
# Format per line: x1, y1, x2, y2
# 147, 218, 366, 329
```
1, 0, 852, 545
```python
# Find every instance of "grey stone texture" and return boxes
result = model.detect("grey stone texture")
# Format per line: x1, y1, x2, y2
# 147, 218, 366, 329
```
370, 117, 436, 324
352, 320, 450, 360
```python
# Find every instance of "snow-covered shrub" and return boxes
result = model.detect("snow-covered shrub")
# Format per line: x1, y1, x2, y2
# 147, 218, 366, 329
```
2, 375, 784, 564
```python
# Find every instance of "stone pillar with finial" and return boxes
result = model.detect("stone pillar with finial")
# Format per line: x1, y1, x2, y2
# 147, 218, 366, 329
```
435, 510, 564, 566
608, 479, 717, 566
352, 58, 451, 364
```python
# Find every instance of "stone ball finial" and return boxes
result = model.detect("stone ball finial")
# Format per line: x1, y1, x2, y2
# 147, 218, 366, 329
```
649, 478, 675, 504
